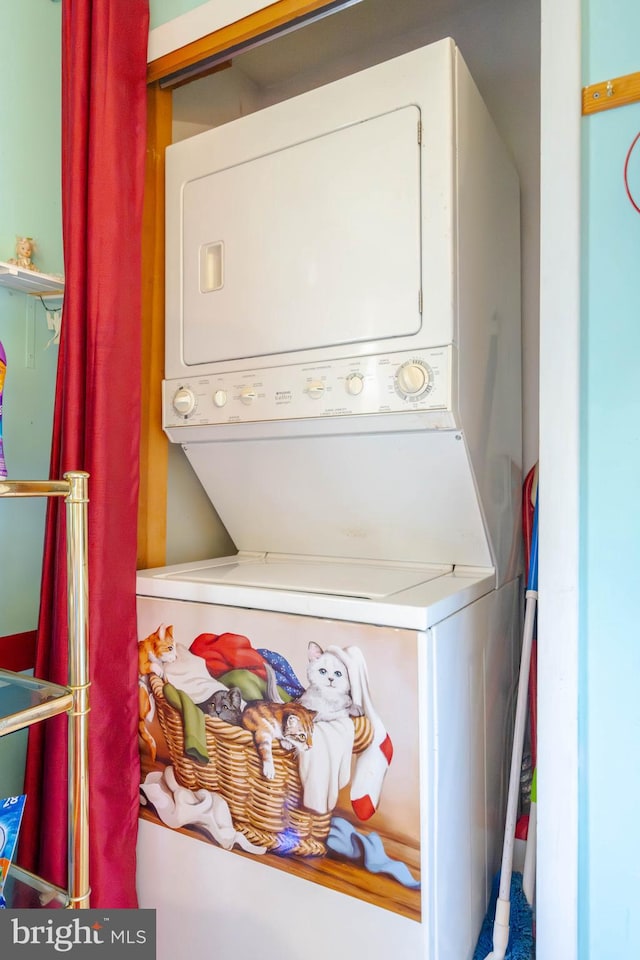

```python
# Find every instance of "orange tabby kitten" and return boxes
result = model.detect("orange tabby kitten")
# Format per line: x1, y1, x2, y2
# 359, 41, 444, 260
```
138, 624, 177, 762
242, 701, 316, 780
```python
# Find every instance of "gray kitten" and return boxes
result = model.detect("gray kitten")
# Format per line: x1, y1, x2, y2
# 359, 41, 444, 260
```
199, 686, 243, 725
198, 661, 283, 724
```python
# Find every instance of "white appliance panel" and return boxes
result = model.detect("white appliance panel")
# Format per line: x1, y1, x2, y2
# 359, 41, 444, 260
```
182, 429, 493, 568
164, 39, 522, 586
182, 106, 422, 365
138, 819, 423, 960
164, 347, 453, 430
165, 39, 458, 380
135, 580, 519, 960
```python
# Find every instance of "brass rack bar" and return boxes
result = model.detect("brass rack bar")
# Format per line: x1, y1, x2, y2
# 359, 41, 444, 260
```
0, 691, 74, 737
64, 471, 91, 910
0, 471, 90, 908
0, 479, 70, 497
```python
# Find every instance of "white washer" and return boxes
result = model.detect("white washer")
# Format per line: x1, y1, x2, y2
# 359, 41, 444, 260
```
137, 38, 522, 960
137, 559, 518, 960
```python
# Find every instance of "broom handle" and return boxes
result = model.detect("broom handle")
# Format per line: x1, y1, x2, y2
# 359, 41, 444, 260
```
489, 494, 538, 960
497, 586, 537, 902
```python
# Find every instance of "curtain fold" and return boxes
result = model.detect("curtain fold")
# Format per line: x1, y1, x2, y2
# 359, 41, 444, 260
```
20, 0, 149, 907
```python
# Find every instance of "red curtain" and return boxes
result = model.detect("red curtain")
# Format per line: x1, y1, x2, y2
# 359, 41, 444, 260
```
20, 0, 149, 907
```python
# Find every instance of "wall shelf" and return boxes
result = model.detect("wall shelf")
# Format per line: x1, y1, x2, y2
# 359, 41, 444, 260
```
0, 261, 64, 296
0, 669, 73, 736
0, 473, 89, 909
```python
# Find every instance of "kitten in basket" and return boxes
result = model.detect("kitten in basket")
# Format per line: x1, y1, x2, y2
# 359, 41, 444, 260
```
242, 701, 317, 780
200, 662, 316, 780
138, 624, 178, 762
198, 659, 282, 724
298, 641, 364, 721
202, 643, 363, 779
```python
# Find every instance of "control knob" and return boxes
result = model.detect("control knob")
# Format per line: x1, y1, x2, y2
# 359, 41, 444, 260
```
306, 380, 325, 399
172, 386, 196, 418
346, 373, 364, 396
395, 360, 432, 399
240, 386, 258, 405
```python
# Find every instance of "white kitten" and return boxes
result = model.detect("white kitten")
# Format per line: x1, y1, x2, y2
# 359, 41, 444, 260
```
298, 641, 363, 722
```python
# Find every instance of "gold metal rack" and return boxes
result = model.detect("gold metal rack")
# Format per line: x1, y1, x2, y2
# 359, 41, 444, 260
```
0, 471, 90, 909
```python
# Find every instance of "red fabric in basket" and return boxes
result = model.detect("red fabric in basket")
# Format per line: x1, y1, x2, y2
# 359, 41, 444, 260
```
190, 632, 268, 680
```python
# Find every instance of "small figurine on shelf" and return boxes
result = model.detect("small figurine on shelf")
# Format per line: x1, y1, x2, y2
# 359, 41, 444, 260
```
8, 236, 38, 272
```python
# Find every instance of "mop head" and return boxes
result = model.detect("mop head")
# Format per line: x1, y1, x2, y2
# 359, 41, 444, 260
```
473, 872, 534, 960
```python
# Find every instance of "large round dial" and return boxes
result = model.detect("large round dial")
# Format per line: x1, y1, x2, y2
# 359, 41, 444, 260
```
395, 360, 432, 399
172, 386, 196, 417
240, 386, 257, 405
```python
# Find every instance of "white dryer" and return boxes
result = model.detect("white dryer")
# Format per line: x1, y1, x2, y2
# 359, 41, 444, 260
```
136, 38, 522, 960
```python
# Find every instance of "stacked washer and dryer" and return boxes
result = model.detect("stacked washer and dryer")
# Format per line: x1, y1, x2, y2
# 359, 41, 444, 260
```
136, 38, 522, 960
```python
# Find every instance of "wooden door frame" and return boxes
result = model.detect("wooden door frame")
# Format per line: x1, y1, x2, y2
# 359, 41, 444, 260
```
138, 80, 172, 570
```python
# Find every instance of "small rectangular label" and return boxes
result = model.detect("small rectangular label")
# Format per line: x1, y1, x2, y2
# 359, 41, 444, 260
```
0, 910, 156, 958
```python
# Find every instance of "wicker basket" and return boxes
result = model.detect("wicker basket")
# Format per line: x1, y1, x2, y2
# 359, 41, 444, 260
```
149, 673, 374, 856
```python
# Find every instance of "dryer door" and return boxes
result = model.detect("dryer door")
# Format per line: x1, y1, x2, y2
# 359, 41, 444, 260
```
181, 105, 422, 365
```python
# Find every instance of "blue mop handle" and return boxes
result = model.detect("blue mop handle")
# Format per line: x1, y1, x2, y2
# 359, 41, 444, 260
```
527, 493, 538, 594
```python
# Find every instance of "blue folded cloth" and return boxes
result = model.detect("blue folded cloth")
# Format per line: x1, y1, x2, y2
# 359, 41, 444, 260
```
326, 816, 420, 889
258, 648, 305, 698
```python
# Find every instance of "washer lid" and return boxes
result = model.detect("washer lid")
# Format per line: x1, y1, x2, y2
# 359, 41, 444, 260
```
155, 554, 451, 600
136, 554, 496, 630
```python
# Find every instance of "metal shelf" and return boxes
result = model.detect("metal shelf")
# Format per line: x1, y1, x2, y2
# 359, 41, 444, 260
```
0, 669, 73, 737
0, 473, 90, 909
4, 864, 69, 909
0, 261, 64, 296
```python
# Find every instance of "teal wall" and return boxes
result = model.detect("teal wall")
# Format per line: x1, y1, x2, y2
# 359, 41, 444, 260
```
581, 1, 640, 956
0, 1, 62, 636
0, 2, 62, 795
149, 0, 210, 30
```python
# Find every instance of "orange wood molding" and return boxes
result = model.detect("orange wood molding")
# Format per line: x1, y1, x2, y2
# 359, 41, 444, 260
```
147, 0, 338, 84
138, 81, 172, 570
583, 70, 640, 115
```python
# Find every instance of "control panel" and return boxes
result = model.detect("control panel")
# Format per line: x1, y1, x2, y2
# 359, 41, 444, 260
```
163, 348, 452, 428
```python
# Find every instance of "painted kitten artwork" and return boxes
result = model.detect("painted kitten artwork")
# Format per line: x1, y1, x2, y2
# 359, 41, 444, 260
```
200, 686, 244, 725
138, 624, 177, 762
242, 701, 316, 780
199, 660, 283, 724
298, 641, 363, 722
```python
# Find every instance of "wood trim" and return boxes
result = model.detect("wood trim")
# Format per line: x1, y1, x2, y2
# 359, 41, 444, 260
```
0, 631, 37, 672
147, 0, 338, 84
138, 82, 172, 570
583, 69, 640, 115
